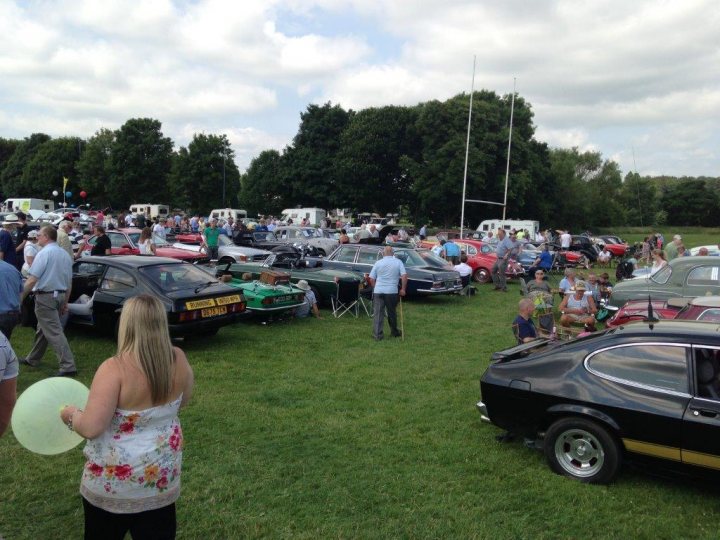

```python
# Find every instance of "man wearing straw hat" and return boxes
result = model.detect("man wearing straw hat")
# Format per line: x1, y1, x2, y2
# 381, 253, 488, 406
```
368, 246, 408, 341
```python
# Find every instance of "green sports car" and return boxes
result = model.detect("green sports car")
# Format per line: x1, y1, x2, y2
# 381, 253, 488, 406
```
217, 249, 366, 306
221, 277, 306, 319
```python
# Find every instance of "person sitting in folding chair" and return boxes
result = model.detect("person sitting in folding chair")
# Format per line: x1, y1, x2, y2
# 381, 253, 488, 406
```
512, 298, 537, 343
454, 255, 473, 295
559, 281, 597, 331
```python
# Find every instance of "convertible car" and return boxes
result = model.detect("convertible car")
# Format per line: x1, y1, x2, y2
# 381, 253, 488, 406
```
217, 247, 365, 306
219, 275, 306, 320
606, 296, 720, 327
54, 256, 246, 337
478, 321, 720, 484
320, 244, 463, 297
80, 228, 208, 263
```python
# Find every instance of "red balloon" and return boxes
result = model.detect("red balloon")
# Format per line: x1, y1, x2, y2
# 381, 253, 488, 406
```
80, 191, 87, 199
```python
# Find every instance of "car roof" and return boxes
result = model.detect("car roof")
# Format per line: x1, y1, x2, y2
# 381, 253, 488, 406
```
78, 255, 185, 268
690, 296, 720, 307
612, 320, 720, 338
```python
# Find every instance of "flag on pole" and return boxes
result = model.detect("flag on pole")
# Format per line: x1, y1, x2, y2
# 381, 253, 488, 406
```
63, 177, 69, 190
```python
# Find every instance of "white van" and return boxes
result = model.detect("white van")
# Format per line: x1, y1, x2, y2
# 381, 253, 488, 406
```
210, 208, 248, 222
3, 198, 54, 213
281, 207, 326, 226
129, 204, 170, 219
476, 219, 540, 237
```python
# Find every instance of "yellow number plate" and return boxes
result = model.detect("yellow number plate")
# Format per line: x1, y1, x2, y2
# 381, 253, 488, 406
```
215, 294, 242, 306
201, 306, 227, 318
186, 298, 216, 310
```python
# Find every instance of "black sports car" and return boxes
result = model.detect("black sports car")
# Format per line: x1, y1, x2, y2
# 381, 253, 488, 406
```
478, 321, 720, 484
60, 256, 246, 337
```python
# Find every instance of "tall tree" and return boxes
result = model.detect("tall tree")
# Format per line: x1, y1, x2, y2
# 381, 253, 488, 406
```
76, 128, 116, 208
0, 133, 51, 197
283, 102, 351, 208
21, 137, 83, 203
334, 105, 419, 215
661, 179, 720, 226
0, 138, 20, 195
108, 118, 173, 209
240, 149, 288, 217
170, 133, 239, 214
620, 172, 657, 227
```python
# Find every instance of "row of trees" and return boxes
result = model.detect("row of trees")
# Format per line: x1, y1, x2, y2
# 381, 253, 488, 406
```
1, 91, 718, 228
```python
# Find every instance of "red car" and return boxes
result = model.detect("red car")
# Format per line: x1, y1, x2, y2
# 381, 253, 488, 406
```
606, 296, 720, 327
420, 238, 524, 283
80, 228, 208, 263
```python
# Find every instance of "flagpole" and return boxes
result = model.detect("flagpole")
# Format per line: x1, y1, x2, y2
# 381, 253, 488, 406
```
460, 55, 476, 239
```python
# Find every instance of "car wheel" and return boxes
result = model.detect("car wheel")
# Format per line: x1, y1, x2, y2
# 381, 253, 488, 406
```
316, 249, 326, 256
473, 268, 491, 283
544, 417, 620, 484
218, 256, 235, 264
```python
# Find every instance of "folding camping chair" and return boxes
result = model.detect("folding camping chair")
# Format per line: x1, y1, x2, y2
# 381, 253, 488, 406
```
331, 278, 363, 318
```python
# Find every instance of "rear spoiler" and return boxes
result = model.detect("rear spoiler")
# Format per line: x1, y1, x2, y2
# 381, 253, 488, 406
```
491, 338, 551, 363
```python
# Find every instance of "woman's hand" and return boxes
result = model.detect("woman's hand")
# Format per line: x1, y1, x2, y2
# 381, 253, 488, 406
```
60, 405, 79, 425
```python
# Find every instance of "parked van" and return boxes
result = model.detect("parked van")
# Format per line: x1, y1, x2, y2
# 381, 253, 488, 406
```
476, 219, 540, 237
129, 204, 170, 219
3, 198, 54, 213
281, 207, 327, 226
210, 208, 248, 222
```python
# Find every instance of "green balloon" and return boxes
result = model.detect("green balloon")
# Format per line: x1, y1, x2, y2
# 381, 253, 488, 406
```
12, 377, 90, 455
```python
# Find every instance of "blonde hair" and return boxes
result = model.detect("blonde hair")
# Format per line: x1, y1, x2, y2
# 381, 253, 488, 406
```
116, 295, 175, 404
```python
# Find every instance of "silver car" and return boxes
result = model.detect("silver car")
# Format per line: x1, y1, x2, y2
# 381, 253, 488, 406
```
273, 226, 338, 256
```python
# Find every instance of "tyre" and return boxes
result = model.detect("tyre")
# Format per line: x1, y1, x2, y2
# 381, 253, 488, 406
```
544, 417, 620, 484
218, 256, 235, 265
473, 267, 491, 283
316, 249, 326, 256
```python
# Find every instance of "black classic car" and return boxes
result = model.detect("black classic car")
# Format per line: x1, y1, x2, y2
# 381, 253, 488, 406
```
477, 321, 720, 484
320, 244, 463, 297
61, 256, 246, 337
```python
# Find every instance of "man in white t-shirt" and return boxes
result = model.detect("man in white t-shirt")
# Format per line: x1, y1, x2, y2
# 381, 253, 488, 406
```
454, 255, 473, 294
152, 220, 166, 241
560, 230, 571, 250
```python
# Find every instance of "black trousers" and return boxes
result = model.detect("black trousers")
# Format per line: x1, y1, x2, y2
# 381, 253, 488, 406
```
82, 497, 176, 540
0, 312, 19, 340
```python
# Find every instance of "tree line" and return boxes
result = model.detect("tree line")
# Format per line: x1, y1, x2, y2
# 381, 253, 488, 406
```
1, 91, 718, 229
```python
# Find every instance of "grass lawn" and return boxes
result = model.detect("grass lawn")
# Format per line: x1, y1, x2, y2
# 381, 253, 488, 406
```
2, 260, 720, 538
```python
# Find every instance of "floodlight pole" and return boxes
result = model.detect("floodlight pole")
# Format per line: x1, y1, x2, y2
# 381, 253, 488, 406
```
460, 55, 476, 239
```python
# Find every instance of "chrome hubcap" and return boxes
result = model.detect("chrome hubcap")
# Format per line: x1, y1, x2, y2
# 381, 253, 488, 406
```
554, 428, 605, 477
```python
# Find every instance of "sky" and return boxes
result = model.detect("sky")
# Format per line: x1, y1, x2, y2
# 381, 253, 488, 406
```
0, 0, 718, 177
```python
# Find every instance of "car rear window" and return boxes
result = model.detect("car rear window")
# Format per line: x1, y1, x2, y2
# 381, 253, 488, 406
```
139, 263, 219, 292
587, 344, 689, 393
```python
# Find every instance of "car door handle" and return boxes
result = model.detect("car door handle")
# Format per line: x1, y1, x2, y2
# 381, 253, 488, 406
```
691, 408, 718, 418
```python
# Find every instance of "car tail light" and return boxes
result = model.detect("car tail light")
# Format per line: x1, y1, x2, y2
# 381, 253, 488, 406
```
178, 310, 201, 322
261, 297, 274, 305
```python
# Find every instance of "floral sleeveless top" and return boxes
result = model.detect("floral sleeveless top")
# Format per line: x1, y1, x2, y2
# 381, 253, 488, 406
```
80, 395, 184, 514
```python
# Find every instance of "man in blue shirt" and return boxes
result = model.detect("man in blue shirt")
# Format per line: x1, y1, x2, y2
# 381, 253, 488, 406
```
19, 226, 77, 376
0, 259, 22, 339
368, 246, 408, 341
513, 298, 537, 343
492, 230, 521, 292
441, 236, 461, 265
526, 244, 554, 281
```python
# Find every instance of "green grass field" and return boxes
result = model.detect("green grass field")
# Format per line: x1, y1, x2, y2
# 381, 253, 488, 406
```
2, 231, 720, 539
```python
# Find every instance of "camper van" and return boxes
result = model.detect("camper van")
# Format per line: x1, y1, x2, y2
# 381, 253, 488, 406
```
129, 204, 170, 219
476, 219, 540, 238
210, 208, 248, 222
281, 207, 327, 226
3, 198, 54, 213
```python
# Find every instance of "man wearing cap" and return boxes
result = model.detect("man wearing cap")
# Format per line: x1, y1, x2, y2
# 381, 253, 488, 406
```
0, 215, 18, 266
368, 246, 408, 341
558, 280, 597, 330
19, 226, 77, 376
665, 234, 682, 261
0, 257, 23, 339
13, 211, 30, 271
294, 280, 321, 319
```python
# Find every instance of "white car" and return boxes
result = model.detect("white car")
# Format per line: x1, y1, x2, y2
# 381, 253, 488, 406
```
172, 235, 272, 263
689, 245, 720, 256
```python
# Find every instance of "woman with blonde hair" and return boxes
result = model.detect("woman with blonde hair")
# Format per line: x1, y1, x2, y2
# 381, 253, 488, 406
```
138, 226, 156, 255
61, 295, 194, 539
650, 248, 668, 276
